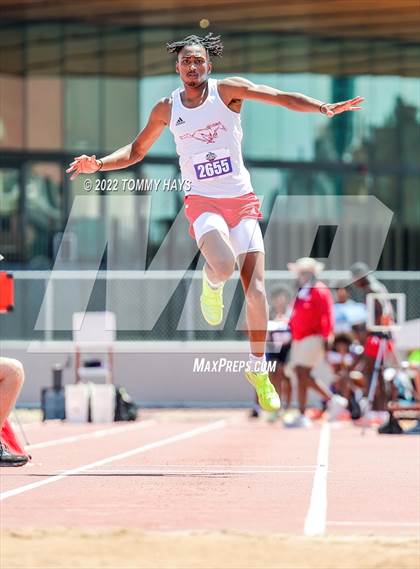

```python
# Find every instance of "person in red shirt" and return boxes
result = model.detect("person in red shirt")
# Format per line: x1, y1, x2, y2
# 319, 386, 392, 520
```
287, 257, 347, 427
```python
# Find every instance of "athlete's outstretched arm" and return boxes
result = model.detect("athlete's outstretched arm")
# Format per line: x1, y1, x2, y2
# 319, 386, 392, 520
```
66, 98, 170, 180
219, 77, 364, 117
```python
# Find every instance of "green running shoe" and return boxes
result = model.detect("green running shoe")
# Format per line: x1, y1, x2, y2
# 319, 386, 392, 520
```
245, 371, 281, 412
200, 271, 224, 326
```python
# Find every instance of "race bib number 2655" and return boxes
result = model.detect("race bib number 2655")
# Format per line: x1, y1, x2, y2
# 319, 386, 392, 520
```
193, 148, 233, 180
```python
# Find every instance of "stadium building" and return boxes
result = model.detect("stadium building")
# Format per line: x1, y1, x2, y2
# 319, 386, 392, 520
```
0, 1, 419, 365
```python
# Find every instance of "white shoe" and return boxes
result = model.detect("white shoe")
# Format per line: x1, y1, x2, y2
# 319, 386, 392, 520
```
266, 410, 280, 423
358, 397, 369, 416
284, 413, 312, 429
327, 394, 348, 421
200, 271, 224, 326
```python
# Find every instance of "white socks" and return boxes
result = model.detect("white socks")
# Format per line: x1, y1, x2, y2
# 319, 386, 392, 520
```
203, 267, 223, 289
248, 353, 267, 373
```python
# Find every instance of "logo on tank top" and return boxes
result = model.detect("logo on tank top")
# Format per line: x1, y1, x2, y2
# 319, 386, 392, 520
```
175, 117, 185, 126
180, 121, 227, 144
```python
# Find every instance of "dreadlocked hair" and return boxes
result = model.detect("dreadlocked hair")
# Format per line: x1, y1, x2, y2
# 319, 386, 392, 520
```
166, 33, 223, 57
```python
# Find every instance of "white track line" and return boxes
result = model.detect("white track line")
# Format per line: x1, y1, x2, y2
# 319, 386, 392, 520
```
304, 421, 331, 536
328, 521, 420, 528
55, 464, 317, 469
54, 468, 316, 475
0, 420, 226, 502
26, 420, 155, 450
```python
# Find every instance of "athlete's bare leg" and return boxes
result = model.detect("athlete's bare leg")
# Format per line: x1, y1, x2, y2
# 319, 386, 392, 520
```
0, 358, 25, 429
198, 236, 268, 359
235, 250, 281, 411
237, 251, 267, 357
198, 230, 236, 284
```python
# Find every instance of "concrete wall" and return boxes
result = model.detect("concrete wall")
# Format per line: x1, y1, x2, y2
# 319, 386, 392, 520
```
4, 317, 417, 408
2, 341, 257, 407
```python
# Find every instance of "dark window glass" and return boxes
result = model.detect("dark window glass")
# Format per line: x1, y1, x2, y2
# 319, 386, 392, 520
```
103, 78, 139, 152
0, 168, 21, 262
64, 24, 100, 75
103, 29, 139, 76
27, 24, 62, 75
0, 27, 24, 75
26, 163, 63, 268
0, 75, 24, 149
65, 77, 100, 151
139, 76, 177, 156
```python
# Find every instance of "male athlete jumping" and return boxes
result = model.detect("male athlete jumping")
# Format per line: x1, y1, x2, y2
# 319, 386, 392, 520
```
67, 33, 363, 412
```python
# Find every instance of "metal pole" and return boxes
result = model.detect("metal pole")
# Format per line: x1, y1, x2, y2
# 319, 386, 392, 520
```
361, 337, 387, 436
11, 410, 30, 447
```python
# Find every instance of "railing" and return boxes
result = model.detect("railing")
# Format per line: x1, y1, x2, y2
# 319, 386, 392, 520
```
2, 270, 419, 342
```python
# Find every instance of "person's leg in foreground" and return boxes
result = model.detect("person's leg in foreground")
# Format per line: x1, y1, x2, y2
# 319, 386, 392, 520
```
0, 357, 29, 467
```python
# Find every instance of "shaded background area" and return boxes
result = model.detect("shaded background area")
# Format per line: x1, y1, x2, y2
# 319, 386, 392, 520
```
0, 0, 419, 343
1, 0, 419, 268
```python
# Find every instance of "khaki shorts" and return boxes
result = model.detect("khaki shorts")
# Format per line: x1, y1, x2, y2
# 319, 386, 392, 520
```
289, 335, 325, 369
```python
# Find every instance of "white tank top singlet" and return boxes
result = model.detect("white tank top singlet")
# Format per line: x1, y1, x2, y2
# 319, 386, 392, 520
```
169, 78, 254, 198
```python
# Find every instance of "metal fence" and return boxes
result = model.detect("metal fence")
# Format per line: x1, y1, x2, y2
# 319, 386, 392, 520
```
2, 271, 418, 342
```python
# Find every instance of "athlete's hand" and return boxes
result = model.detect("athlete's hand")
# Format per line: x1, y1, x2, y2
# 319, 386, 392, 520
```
321, 96, 364, 118
66, 154, 101, 181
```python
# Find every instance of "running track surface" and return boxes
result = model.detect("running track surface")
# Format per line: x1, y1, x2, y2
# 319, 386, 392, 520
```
1, 410, 419, 536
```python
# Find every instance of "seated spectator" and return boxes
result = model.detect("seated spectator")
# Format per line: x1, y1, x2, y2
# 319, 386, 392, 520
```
379, 353, 420, 435
350, 262, 396, 411
327, 334, 365, 419
0, 357, 29, 467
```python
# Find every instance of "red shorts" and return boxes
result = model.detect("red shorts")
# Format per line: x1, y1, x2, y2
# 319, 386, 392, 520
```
184, 192, 263, 239
364, 335, 394, 359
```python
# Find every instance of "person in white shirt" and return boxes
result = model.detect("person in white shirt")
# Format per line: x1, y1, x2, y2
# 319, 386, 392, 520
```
332, 280, 367, 334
